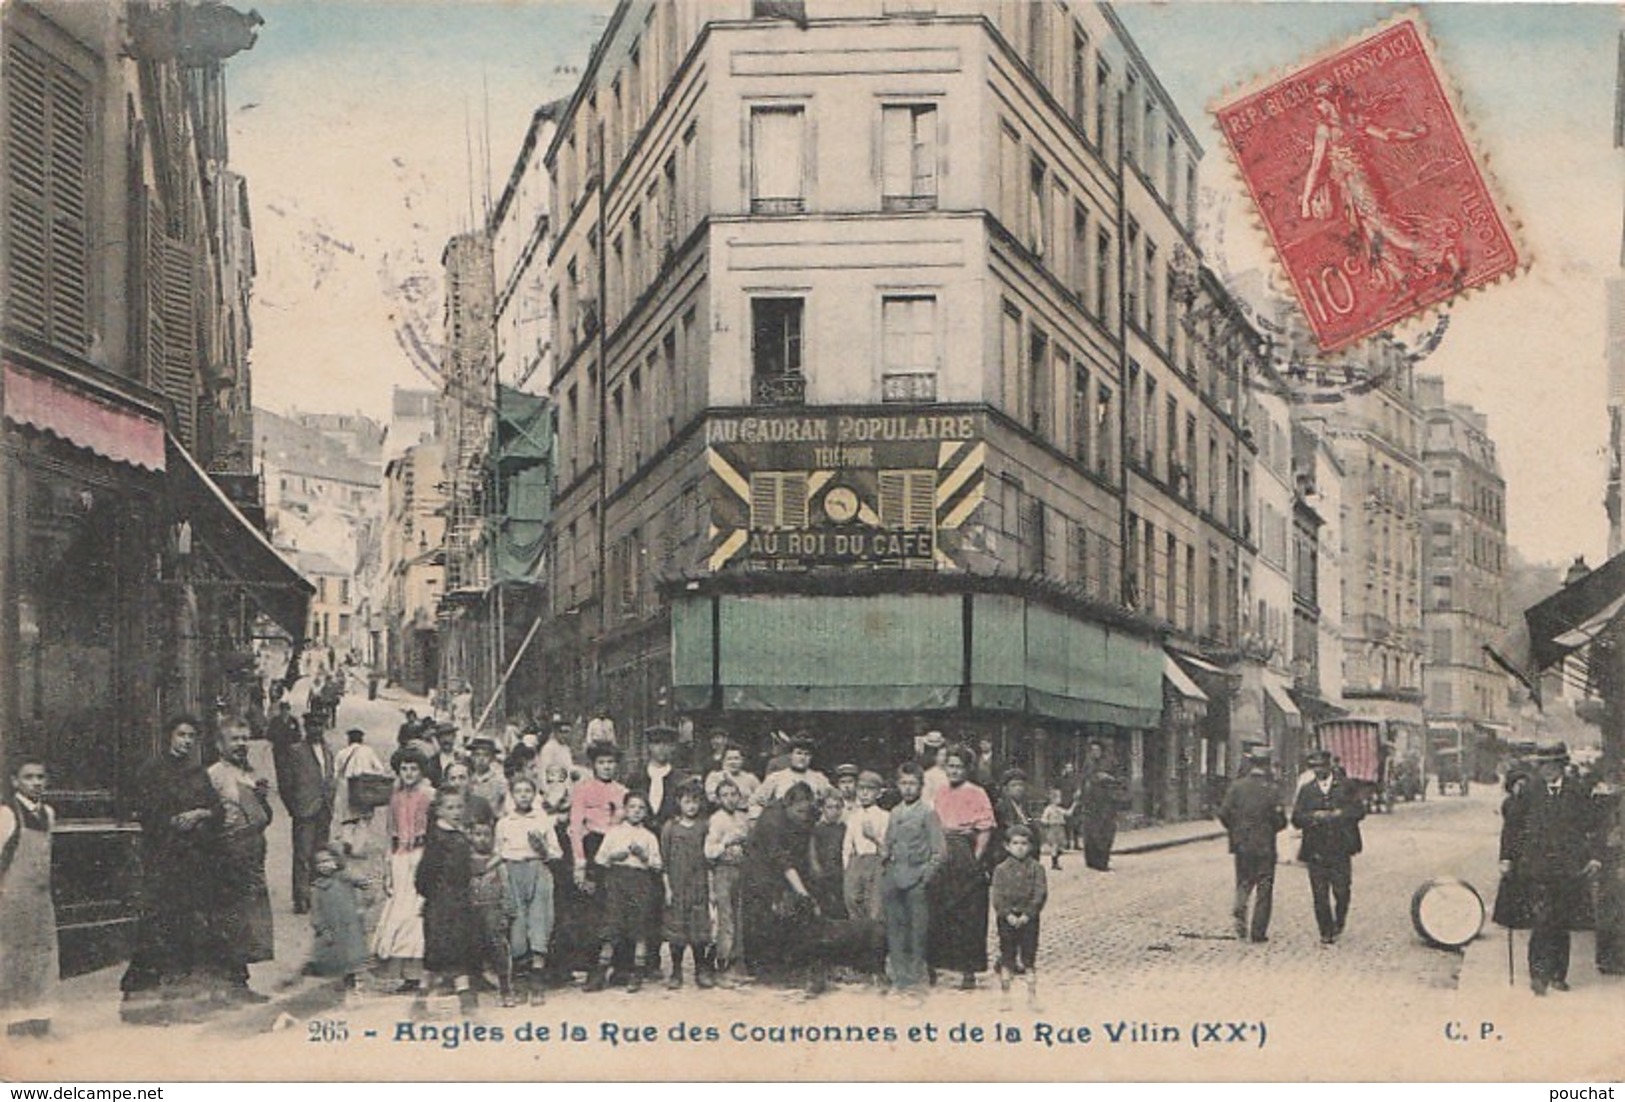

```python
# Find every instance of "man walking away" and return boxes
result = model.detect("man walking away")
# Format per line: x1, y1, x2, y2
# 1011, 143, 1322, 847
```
1291, 749, 1365, 945
1218, 755, 1287, 943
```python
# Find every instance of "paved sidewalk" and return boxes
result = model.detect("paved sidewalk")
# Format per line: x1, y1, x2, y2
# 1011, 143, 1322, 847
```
1456, 923, 1624, 1012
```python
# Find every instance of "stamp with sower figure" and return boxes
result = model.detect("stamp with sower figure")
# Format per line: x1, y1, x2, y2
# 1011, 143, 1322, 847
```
1213, 15, 1519, 352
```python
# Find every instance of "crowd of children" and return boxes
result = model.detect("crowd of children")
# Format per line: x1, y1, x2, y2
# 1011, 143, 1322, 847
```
312, 717, 1052, 1009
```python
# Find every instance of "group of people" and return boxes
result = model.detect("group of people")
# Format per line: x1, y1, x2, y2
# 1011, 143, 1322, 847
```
316, 715, 1114, 1009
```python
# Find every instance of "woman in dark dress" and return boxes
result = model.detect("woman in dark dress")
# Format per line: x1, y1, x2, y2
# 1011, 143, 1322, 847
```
926, 745, 997, 989
415, 790, 478, 1010
739, 782, 818, 976
120, 716, 227, 1020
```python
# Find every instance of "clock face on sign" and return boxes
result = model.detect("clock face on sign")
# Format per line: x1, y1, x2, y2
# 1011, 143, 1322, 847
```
824, 486, 859, 523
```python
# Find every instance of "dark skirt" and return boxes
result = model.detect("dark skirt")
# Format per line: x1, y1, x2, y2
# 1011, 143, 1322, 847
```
422, 893, 478, 974
927, 833, 990, 974
215, 831, 275, 965
602, 866, 661, 943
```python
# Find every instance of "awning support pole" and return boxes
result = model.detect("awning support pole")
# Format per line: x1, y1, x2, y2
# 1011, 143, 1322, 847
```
474, 612, 544, 732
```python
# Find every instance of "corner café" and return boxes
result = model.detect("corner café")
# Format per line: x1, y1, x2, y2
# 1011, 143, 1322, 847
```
668, 573, 1165, 804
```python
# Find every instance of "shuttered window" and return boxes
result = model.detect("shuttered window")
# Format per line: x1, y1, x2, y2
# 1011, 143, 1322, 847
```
4, 38, 91, 354
750, 106, 805, 213
161, 235, 198, 448
879, 469, 934, 530
750, 472, 808, 530
881, 104, 936, 210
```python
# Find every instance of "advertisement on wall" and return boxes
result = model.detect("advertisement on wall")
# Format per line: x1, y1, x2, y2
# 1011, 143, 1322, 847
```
703, 407, 985, 572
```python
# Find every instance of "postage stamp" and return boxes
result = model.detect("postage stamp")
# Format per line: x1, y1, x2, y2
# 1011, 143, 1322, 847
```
1213, 15, 1520, 351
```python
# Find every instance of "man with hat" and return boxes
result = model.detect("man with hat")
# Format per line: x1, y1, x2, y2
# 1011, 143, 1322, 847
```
752, 731, 832, 819
627, 726, 690, 829
1291, 748, 1366, 944
1495, 742, 1604, 994
1219, 754, 1288, 943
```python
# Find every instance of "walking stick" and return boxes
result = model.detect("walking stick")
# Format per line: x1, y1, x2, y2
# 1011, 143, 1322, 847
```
1507, 926, 1514, 987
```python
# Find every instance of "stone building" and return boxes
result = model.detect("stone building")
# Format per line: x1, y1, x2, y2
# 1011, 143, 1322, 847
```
536, 0, 1260, 817
1417, 374, 1509, 737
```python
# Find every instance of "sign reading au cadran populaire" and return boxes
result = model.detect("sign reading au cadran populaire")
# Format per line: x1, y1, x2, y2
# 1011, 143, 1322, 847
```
703, 409, 985, 571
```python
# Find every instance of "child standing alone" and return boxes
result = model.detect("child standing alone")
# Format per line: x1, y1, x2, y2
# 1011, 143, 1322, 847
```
308, 847, 369, 996
1039, 789, 1071, 871
659, 780, 715, 989
991, 823, 1048, 1008
588, 792, 663, 993
704, 778, 749, 980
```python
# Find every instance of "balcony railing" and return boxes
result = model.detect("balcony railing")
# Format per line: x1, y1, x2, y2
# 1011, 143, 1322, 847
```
753, 373, 806, 406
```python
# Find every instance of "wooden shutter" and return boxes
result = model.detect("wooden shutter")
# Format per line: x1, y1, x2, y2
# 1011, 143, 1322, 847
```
2, 39, 90, 354
160, 234, 198, 448
880, 470, 934, 530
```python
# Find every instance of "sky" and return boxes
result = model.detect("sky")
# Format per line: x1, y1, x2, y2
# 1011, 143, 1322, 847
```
227, 2, 1624, 567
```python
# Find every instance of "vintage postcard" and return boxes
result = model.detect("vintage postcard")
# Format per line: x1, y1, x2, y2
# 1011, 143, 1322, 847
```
1, 0, 1622, 1085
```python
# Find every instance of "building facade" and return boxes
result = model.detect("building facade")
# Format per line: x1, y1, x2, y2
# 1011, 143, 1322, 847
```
1289, 330, 1426, 749
381, 441, 447, 694
539, 0, 1258, 816
1, 0, 306, 973
1417, 374, 1509, 736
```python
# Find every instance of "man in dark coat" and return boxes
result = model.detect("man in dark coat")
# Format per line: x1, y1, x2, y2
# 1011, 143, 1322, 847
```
276, 717, 335, 913
625, 726, 690, 829
1497, 743, 1604, 994
1291, 748, 1366, 944
1218, 755, 1287, 943
1077, 742, 1120, 871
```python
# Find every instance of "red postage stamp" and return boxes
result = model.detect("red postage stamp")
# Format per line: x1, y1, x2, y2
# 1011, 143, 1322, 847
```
1214, 16, 1519, 351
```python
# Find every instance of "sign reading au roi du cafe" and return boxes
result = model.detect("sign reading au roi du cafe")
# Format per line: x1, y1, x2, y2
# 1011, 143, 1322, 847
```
703, 409, 986, 572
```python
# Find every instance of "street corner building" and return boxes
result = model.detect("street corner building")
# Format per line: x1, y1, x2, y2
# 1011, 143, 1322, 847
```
528, 0, 1341, 819
1, 0, 309, 973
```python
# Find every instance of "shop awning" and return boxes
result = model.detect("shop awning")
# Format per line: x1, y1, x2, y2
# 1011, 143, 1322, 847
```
168, 434, 312, 638
3, 362, 165, 472
1262, 670, 1301, 722
1164, 654, 1208, 701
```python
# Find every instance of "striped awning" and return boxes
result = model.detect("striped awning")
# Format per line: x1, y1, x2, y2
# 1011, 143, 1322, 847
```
3, 362, 166, 471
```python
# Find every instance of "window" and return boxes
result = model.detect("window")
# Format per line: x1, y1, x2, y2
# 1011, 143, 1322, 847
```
751, 298, 805, 404
1144, 239, 1158, 336
1185, 545, 1197, 630
882, 104, 938, 209
1184, 414, 1197, 501
1166, 396, 1179, 487
1071, 31, 1088, 130
1431, 574, 1453, 610
1028, 328, 1049, 437
750, 105, 805, 213
1143, 100, 1159, 183
1166, 532, 1178, 623
999, 123, 1022, 233
1001, 301, 1022, 420
1125, 362, 1140, 463
750, 472, 809, 529
1071, 523, 1090, 592
1432, 628, 1453, 664
1072, 363, 1092, 466
1143, 374, 1158, 473
1431, 521, 1452, 559
1166, 132, 1180, 204
1095, 385, 1113, 480
1071, 204, 1089, 300
1021, 495, 1046, 574
1125, 70, 1141, 165
1431, 469, 1452, 504
1028, 156, 1048, 256
1027, 1, 1048, 82
1125, 220, 1140, 327
752, 0, 806, 19
881, 294, 938, 402
879, 470, 936, 529
4, 39, 91, 354
1142, 518, 1156, 614
1094, 57, 1111, 152
1095, 228, 1111, 320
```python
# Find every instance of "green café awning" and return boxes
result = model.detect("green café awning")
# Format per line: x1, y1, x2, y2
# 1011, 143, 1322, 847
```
674, 590, 1162, 726
716, 593, 961, 712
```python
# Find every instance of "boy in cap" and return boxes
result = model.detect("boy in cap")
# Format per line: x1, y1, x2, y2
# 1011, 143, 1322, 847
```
466, 736, 508, 817
991, 823, 1047, 1008
843, 770, 890, 922
834, 763, 861, 819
